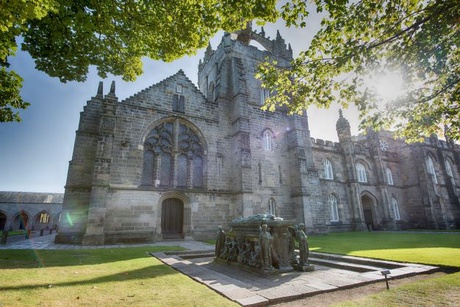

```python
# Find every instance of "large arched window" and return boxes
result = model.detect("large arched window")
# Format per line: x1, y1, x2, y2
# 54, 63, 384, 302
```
267, 198, 276, 215
356, 162, 367, 183
386, 167, 394, 185
329, 195, 339, 222
142, 120, 204, 188
324, 159, 333, 179
426, 156, 438, 184
208, 82, 215, 101
391, 197, 401, 221
263, 130, 274, 151
446, 159, 454, 178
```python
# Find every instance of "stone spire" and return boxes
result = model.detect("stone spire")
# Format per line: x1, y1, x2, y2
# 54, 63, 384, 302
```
203, 43, 214, 63
236, 21, 252, 45
105, 80, 118, 101
109, 81, 116, 95
336, 109, 351, 141
272, 30, 292, 59
96, 81, 103, 98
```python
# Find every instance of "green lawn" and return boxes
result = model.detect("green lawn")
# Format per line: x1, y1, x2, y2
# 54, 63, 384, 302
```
0, 246, 238, 306
309, 231, 460, 267
308, 232, 460, 306
1, 230, 25, 236
1, 232, 459, 306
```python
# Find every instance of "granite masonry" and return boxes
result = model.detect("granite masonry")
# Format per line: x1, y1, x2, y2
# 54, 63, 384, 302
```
55, 28, 460, 245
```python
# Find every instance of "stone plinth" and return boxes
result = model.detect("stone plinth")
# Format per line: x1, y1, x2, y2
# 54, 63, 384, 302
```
215, 214, 297, 274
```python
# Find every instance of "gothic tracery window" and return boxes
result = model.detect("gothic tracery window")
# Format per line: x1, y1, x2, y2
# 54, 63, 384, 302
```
329, 195, 339, 222
260, 88, 270, 105
324, 159, 333, 179
356, 162, 367, 183
392, 197, 401, 221
142, 120, 204, 188
263, 130, 273, 151
208, 82, 215, 101
446, 159, 454, 178
386, 167, 394, 185
426, 156, 438, 184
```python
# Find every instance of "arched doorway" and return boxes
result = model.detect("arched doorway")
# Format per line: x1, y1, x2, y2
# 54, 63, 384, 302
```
361, 195, 375, 230
161, 198, 184, 239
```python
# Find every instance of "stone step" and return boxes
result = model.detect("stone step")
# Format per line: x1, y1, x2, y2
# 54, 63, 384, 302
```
308, 257, 387, 273
310, 252, 403, 269
163, 249, 215, 259
163, 249, 407, 272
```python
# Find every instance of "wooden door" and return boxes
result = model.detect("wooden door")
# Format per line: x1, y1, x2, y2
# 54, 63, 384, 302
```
363, 209, 373, 229
161, 198, 184, 239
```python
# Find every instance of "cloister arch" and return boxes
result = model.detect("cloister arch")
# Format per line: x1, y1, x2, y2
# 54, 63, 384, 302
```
12, 211, 29, 230
34, 210, 52, 229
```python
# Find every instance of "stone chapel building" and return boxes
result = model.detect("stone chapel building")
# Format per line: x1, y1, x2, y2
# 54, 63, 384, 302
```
55, 28, 460, 245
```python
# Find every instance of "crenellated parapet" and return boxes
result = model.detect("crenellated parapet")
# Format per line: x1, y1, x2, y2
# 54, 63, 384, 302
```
198, 24, 293, 75
310, 138, 341, 152
232, 24, 293, 59
250, 28, 293, 60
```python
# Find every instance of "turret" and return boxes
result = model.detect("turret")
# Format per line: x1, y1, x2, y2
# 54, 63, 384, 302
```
336, 109, 351, 142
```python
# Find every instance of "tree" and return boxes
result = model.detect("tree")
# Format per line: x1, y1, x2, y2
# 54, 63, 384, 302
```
257, 0, 460, 142
1, 0, 278, 122
2, 0, 459, 144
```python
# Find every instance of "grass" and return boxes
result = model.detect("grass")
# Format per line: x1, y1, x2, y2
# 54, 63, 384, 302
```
1, 230, 25, 236
335, 272, 460, 307
1, 232, 459, 306
309, 231, 460, 267
0, 246, 238, 307
308, 232, 460, 306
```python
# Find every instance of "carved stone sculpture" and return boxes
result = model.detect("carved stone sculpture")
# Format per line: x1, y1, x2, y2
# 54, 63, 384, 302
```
259, 224, 274, 270
215, 226, 226, 257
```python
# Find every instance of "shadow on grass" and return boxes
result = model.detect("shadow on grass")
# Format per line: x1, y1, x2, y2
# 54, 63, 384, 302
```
0, 263, 178, 291
0, 246, 184, 269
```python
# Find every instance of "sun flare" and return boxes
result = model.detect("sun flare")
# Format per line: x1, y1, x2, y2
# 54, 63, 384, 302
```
367, 71, 405, 101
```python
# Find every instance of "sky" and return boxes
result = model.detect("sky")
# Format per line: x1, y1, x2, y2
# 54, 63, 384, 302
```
0, 19, 361, 194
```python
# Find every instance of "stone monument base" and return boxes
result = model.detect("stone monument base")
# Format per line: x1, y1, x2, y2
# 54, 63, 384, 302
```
292, 263, 315, 272
214, 257, 279, 276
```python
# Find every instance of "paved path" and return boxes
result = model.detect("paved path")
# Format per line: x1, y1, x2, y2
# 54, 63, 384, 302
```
0, 233, 214, 251
1, 233, 439, 306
